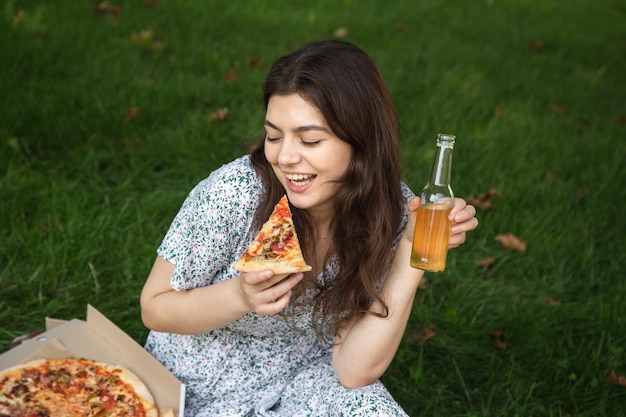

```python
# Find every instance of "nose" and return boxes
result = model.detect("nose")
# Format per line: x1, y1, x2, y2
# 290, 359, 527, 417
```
277, 138, 302, 166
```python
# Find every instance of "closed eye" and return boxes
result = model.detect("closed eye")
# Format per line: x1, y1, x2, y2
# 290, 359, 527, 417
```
265, 135, 282, 142
300, 139, 321, 147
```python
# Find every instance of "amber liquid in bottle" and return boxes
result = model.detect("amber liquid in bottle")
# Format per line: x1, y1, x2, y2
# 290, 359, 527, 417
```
410, 134, 455, 272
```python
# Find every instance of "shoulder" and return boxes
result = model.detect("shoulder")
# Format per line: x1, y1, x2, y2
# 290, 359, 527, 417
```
396, 182, 416, 236
183, 155, 263, 211
194, 155, 260, 197
400, 182, 416, 202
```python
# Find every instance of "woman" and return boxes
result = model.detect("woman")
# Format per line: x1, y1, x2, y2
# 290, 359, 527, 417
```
140, 40, 478, 416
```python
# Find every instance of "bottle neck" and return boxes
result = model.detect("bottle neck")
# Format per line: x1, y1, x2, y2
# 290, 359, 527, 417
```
429, 139, 453, 186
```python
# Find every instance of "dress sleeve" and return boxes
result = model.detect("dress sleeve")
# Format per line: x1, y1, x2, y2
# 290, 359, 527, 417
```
157, 157, 262, 291
397, 182, 416, 240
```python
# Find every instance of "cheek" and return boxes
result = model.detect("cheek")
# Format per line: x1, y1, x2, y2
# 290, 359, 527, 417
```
264, 145, 278, 164
330, 149, 353, 177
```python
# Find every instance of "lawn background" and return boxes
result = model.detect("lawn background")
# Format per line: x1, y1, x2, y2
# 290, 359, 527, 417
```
1, 0, 625, 415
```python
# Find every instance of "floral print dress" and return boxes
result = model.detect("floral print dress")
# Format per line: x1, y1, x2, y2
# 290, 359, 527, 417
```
144, 155, 413, 417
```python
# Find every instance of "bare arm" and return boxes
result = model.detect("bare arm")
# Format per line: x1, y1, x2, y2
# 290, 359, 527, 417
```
140, 256, 304, 335
331, 197, 478, 388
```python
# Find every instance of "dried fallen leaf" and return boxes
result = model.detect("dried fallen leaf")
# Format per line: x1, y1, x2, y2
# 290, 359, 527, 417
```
606, 369, 626, 388
549, 103, 566, 114
491, 331, 507, 350
541, 171, 556, 183
36, 218, 60, 233
420, 324, 436, 346
94, 2, 122, 19
248, 55, 267, 69
124, 106, 140, 121
475, 257, 496, 268
494, 106, 503, 118
208, 108, 229, 122
13, 9, 25, 26
530, 40, 545, 51
224, 69, 239, 82
494, 233, 527, 252
580, 117, 591, 130
575, 187, 584, 202
615, 114, 626, 125
544, 297, 561, 306
394, 22, 408, 33
130, 29, 164, 51
467, 189, 497, 210
334, 27, 349, 38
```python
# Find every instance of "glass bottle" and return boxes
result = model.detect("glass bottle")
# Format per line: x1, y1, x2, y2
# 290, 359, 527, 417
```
410, 134, 455, 272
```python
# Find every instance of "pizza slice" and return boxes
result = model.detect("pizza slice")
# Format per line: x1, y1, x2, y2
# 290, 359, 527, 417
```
234, 195, 312, 274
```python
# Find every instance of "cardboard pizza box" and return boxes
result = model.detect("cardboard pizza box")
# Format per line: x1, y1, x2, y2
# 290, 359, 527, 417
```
0, 304, 185, 417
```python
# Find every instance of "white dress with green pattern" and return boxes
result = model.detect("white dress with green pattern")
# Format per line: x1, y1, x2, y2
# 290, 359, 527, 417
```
145, 155, 413, 417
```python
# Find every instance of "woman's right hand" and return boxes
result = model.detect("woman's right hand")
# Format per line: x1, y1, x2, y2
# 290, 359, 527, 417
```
238, 270, 303, 315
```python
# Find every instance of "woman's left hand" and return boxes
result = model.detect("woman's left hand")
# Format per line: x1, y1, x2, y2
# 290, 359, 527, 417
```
448, 198, 478, 248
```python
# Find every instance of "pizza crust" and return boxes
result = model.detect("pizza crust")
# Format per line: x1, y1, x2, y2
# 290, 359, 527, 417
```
112, 363, 159, 417
233, 257, 312, 274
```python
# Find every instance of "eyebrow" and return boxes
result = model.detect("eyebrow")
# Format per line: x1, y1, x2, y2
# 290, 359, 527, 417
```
264, 119, 329, 133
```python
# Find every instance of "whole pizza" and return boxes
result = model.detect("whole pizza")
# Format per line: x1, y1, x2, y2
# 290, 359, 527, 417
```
0, 357, 158, 416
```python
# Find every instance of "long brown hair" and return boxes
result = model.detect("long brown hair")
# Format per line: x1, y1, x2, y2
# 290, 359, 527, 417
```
250, 40, 405, 339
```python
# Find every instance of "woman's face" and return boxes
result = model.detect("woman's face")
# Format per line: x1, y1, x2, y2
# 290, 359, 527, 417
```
264, 93, 353, 220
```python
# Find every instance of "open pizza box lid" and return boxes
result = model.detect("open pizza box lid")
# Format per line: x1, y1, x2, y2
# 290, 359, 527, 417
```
0, 304, 185, 417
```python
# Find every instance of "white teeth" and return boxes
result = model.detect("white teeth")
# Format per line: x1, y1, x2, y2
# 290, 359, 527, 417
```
286, 174, 313, 181
285, 173, 314, 186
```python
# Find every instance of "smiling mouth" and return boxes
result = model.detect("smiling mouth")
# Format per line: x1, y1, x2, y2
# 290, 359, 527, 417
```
285, 173, 316, 187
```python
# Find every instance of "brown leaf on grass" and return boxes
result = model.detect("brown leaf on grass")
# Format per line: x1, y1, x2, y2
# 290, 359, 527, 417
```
467, 189, 497, 210
580, 117, 591, 130
544, 297, 561, 306
130, 29, 164, 51
124, 106, 140, 121
224, 69, 239, 82
491, 331, 507, 350
395, 22, 408, 33
36, 218, 60, 233
606, 369, 626, 388
541, 171, 556, 183
549, 103, 566, 114
494, 106, 503, 118
575, 187, 584, 202
145, 0, 160, 7
208, 108, 229, 122
530, 40, 545, 51
494, 233, 527, 252
419, 324, 437, 346
615, 114, 626, 124
248, 55, 267, 70
94, 2, 122, 19
12, 9, 25, 26
334, 27, 349, 38
475, 257, 496, 268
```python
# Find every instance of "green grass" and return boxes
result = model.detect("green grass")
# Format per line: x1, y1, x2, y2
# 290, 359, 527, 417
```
1, 0, 625, 415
